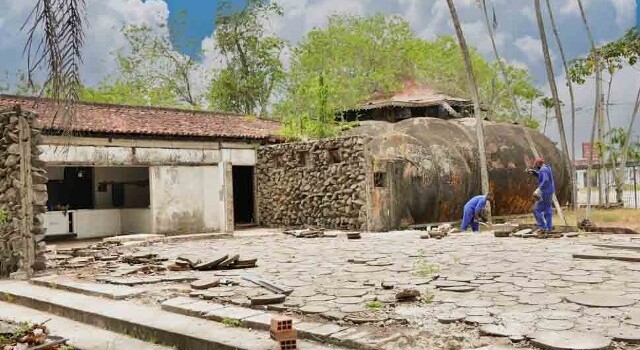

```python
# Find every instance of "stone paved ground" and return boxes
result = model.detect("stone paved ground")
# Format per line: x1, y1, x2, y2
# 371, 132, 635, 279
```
52, 231, 640, 349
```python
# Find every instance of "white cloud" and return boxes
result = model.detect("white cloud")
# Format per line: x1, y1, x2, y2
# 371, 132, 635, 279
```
0, 0, 170, 87
611, 0, 635, 28
515, 35, 543, 62
543, 65, 640, 154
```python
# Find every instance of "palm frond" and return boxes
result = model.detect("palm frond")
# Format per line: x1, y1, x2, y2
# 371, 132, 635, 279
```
22, 0, 86, 131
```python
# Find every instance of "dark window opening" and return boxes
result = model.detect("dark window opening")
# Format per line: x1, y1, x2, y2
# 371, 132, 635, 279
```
297, 151, 311, 167
233, 166, 255, 225
46, 167, 94, 210
328, 148, 342, 164
374, 172, 387, 188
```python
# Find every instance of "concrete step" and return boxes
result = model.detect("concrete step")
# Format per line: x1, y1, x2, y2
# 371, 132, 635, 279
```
161, 297, 396, 349
0, 280, 337, 350
0, 301, 173, 350
31, 275, 144, 299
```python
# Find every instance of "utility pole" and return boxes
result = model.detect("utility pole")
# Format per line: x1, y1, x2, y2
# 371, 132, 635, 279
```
598, 91, 606, 205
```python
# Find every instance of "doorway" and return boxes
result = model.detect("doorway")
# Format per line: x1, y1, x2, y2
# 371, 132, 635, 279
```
232, 166, 255, 225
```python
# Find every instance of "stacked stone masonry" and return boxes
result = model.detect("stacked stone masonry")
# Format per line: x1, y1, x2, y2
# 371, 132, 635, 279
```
0, 106, 47, 277
256, 136, 368, 230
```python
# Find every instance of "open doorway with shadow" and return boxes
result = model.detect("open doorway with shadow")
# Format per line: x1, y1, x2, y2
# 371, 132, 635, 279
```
232, 166, 255, 226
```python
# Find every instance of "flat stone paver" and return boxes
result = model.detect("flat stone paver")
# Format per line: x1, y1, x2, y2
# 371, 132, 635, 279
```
47, 231, 640, 349
566, 293, 636, 308
529, 330, 612, 350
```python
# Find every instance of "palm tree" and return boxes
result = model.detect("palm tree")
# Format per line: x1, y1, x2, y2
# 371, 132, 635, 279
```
540, 97, 555, 134
23, 0, 86, 127
577, 0, 602, 216
544, 0, 578, 211
534, 0, 571, 184
445, 0, 490, 199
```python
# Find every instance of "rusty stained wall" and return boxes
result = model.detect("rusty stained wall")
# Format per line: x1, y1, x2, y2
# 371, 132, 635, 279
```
348, 118, 571, 230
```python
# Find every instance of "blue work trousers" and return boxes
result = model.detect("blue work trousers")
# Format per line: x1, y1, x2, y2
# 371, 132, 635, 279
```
534, 193, 553, 231
460, 206, 479, 232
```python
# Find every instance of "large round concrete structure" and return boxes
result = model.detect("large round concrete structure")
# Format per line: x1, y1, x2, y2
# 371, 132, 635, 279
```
346, 117, 571, 226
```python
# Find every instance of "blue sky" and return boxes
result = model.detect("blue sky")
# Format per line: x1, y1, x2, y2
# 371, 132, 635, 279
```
165, 0, 246, 58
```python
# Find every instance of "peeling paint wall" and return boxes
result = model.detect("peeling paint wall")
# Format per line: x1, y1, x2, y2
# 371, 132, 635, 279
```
149, 166, 221, 235
39, 145, 221, 166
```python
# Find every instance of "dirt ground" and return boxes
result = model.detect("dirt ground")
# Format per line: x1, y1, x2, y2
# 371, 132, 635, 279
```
515, 208, 640, 233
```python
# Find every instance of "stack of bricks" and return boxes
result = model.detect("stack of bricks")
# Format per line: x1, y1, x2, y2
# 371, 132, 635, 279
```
270, 316, 297, 350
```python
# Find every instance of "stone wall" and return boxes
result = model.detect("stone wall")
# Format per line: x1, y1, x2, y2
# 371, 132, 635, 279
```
256, 136, 368, 230
0, 106, 47, 278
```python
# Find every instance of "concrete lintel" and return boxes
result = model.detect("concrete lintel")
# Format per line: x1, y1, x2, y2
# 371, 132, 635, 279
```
43, 135, 221, 150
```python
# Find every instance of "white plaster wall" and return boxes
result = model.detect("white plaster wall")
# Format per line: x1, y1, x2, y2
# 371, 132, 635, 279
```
93, 167, 149, 209
150, 166, 221, 235
39, 145, 221, 166
121, 208, 151, 234
230, 149, 256, 165
73, 209, 121, 239
43, 211, 71, 235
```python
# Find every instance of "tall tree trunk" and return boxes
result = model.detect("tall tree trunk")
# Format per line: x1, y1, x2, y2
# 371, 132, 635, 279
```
545, 0, 578, 211
446, 0, 490, 200
616, 86, 640, 204
543, 109, 549, 134
480, 0, 522, 121
604, 74, 620, 203
534, 0, 571, 205
577, 0, 600, 217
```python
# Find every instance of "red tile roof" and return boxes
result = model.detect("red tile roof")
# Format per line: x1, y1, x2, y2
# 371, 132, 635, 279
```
0, 95, 282, 141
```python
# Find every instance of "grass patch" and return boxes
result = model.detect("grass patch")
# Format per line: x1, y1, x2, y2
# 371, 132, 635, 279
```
515, 208, 640, 232
365, 300, 383, 310
422, 291, 435, 304
222, 318, 241, 328
413, 258, 440, 277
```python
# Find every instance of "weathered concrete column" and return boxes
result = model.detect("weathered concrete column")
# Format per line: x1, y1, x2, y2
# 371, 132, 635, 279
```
219, 149, 234, 233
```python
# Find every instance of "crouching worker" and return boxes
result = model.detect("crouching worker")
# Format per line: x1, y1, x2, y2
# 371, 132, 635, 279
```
460, 193, 493, 233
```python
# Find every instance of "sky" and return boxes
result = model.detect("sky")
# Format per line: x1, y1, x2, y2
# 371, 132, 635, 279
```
0, 0, 638, 155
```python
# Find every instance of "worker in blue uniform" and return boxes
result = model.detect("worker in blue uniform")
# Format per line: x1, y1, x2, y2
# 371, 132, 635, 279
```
527, 157, 555, 233
460, 193, 493, 232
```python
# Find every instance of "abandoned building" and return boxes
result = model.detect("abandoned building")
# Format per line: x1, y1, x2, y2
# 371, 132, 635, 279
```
257, 117, 571, 232
0, 95, 281, 239
0, 89, 570, 238
341, 81, 474, 123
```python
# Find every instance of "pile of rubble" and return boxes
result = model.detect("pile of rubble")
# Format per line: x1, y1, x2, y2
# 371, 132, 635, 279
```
419, 224, 455, 239
0, 320, 68, 350
171, 254, 257, 271
492, 224, 578, 239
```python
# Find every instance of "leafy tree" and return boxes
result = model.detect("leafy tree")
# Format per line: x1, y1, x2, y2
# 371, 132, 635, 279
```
208, 0, 285, 115
569, 28, 640, 205
279, 14, 539, 139
81, 25, 203, 108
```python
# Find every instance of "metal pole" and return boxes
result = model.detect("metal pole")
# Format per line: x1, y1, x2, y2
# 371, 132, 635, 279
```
634, 166, 638, 209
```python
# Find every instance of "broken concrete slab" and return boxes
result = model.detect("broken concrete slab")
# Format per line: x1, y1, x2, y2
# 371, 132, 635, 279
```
203, 305, 266, 322
250, 294, 286, 306
190, 278, 221, 290
103, 234, 165, 244
193, 255, 228, 271
573, 252, 640, 263
31, 276, 144, 300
